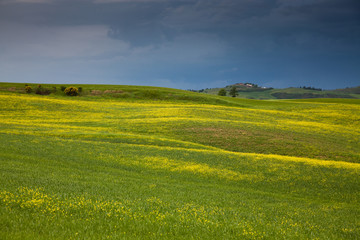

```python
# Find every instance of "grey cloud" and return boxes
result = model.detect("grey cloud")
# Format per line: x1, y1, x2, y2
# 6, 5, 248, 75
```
0, 0, 52, 3
0, 0, 359, 89
1, 0, 358, 48
94, 0, 168, 3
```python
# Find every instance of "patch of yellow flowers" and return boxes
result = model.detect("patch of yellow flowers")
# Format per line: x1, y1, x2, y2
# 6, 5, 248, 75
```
0, 187, 270, 239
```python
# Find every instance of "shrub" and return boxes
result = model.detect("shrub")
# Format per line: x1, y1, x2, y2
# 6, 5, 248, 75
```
7, 87, 17, 92
60, 86, 67, 91
64, 87, 79, 96
35, 85, 51, 95
25, 86, 32, 93
103, 89, 123, 94
90, 90, 102, 95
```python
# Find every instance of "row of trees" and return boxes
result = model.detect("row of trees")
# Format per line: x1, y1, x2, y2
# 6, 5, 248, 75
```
299, 86, 322, 91
218, 86, 237, 97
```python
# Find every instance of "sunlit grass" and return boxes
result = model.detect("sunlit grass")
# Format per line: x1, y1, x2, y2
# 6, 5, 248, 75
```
0, 88, 359, 239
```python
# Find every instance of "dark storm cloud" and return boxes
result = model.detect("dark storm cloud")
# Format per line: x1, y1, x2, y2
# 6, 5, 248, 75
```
1, 0, 358, 48
0, 0, 359, 89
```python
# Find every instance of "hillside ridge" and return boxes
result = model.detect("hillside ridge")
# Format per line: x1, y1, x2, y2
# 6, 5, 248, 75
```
195, 83, 360, 99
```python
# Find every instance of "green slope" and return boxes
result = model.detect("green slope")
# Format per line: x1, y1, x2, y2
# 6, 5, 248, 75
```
202, 85, 360, 99
0, 82, 359, 239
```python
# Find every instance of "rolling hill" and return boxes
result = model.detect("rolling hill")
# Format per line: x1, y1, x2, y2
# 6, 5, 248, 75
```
0, 82, 359, 239
198, 83, 360, 99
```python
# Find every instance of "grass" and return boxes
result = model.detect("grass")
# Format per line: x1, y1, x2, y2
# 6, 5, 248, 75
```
203, 86, 360, 99
0, 82, 359, 239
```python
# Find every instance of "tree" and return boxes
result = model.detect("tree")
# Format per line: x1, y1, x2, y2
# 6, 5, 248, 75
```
229, 86, 237, 97
218, 88, 226, 96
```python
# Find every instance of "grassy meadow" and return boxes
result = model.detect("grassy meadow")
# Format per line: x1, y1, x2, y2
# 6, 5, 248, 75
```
202, 85, 360, 100
0, 83, 359, 239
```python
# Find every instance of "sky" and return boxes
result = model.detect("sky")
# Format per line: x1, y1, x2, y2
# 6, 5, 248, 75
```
0, 0, 359, 90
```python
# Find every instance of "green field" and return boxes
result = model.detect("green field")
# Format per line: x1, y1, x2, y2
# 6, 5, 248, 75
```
202, 85, 360, 100
1, 83, 359, 239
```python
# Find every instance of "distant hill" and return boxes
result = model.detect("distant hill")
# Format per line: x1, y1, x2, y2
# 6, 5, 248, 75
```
195, 83, 360, 99
0, 82, 254, 107
1, 82, 359, 100
334, 86, 360, 94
